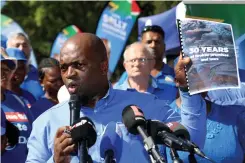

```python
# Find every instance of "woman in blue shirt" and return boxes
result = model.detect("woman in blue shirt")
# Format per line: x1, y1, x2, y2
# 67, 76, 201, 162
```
30, 58, 63, 120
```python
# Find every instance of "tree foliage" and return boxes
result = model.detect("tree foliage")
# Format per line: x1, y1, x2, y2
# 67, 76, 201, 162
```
1, 1, 180, 80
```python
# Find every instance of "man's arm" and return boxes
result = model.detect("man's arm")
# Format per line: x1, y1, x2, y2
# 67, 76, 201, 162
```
174, 54, 206, 148
179, 91, 206, 148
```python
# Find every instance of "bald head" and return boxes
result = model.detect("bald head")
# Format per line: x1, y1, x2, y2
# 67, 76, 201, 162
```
59, 33, 109, 98
61, 33, 107, 63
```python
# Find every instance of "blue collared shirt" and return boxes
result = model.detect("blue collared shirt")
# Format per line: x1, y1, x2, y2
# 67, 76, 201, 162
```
114, 77, 176, 103
26, 86, 206, 163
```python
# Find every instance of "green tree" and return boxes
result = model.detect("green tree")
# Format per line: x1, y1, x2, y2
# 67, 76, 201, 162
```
1, 1, 180, 81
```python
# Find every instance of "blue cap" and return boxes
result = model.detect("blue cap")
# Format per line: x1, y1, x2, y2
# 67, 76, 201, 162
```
1, 109, 6, 136
1, 49, 16, 70
6, 48, 27, 62
1, 35, 7, 49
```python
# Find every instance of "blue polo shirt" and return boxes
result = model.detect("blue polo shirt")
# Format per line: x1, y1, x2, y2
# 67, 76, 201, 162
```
21, 64, 44, 100
167, 100, 245, 163
26, 86, 206, 163
116, 63, 177, 101
113, 77, 175, 103
1, 92, 33, 163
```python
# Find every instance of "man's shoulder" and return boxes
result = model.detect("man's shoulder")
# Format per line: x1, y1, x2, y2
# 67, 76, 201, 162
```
112, 88, 161, 105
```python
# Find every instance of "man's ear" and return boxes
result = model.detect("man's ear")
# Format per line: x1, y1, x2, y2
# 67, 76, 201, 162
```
123, 62, 126, 70
100, 60, 108, 75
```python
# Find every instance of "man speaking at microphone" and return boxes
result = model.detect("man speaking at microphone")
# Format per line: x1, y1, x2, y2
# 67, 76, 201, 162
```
26, 33, 206, 163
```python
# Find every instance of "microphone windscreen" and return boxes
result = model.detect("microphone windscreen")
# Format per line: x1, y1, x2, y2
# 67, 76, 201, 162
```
100, 122, 122, 160
146, 120, 172, 144
71, 117, 97, 148
166, 122, 190, 140
122, 105, 146, 135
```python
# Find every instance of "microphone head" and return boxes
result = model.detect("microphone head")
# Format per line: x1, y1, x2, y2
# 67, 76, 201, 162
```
122, 105, 146, 135
146, 120, 172, 144
100, 122, 122, 161
71, 117, 97, 148
69, 94, 79, 102
69, 94, 80, 108
166, 122, 190, 140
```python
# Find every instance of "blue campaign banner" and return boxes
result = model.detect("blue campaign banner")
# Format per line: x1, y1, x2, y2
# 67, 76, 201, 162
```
138, 5, 180, 53
96, 1, 140, 76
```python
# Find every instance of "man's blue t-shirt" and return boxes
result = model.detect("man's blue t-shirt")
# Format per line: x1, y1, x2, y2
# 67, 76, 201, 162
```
21, 64, 44, 100
1, 92, 33, 163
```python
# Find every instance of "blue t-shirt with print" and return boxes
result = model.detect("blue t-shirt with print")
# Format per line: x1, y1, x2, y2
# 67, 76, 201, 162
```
6, 89, 36, 109
1, 92, 33, 163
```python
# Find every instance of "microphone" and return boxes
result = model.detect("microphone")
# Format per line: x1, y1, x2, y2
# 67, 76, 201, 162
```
69, 94, 81, 126
146, 120, 189, 150
167, 122, 215, 163
122, 105, 165, 163
100, 122, 122, 163
71, 117, 97, 163
148, 120, 215, 163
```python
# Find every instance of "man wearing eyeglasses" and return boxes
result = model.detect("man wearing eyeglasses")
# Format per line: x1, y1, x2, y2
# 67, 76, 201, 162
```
114, 42, 175, 102
117, 25, 178, 102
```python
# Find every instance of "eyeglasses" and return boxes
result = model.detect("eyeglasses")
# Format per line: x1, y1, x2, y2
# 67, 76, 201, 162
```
126, 58, 154, 64
141, 25, 165, 38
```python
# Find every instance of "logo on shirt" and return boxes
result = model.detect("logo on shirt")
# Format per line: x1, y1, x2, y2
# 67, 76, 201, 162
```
27, 103, 31, 108
131, 105, 144, 117
5, 136, 28, 151
164, 76, 174, 83
5, 112, 28, 122
15, 123, 28, 131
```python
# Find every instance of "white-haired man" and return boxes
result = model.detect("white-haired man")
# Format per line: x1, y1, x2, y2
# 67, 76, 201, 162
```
114, 42, 174, 102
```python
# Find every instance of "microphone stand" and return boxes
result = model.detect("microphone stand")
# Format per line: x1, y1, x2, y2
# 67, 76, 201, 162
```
104, 150, 115, 163
137, 127, 166, 163
188, 153, 197, 163
79, 140, 92, 163
170, 148, 183, 163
